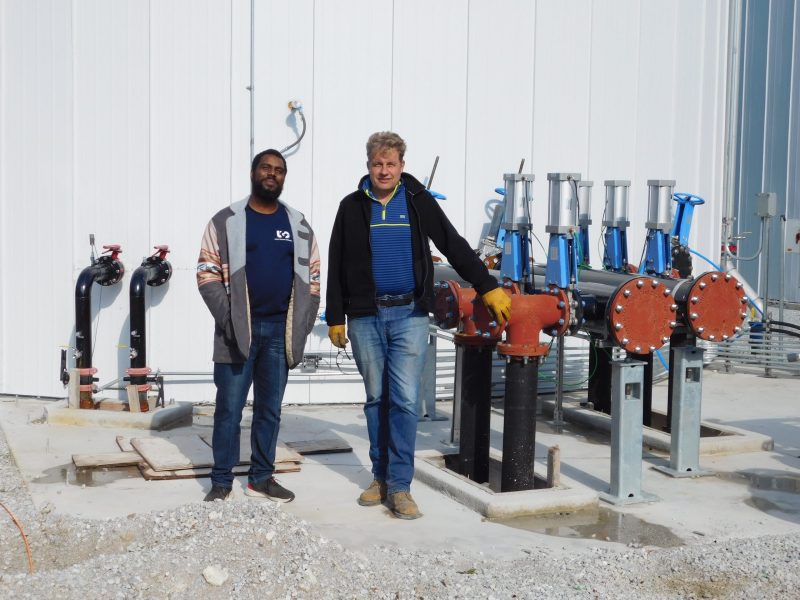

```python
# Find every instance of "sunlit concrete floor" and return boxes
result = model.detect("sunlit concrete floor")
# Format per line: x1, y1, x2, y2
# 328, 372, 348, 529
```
1, 367, 799, 559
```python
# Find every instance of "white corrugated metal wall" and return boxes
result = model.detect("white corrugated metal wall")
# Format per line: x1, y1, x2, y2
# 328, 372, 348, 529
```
0, 0, 730, 402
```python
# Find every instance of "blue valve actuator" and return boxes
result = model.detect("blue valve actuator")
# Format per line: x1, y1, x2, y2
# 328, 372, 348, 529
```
671, 193, 704, 246
603, 227, 628, 272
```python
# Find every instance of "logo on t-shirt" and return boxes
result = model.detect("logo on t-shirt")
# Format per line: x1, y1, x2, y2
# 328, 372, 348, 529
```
275, 230, 292, 241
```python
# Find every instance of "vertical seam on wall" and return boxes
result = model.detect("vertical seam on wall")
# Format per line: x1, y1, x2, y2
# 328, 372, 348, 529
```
585, 1, 594, 178
736, 0, 750, 234
781, 2, 797, 216
530, 1, 537, 176
462, 0, 470, 234
632, 2, 642, 190
669, 7, 679, 177
229, 0, 233, 202
390, 0, 395, 128
71, 0, 78, 286
0, 0, 5, 387
761, 2, 772, 196
310, 0, 316, 226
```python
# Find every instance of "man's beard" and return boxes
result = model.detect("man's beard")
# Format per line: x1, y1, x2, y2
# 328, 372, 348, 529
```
251, 179, 283, 202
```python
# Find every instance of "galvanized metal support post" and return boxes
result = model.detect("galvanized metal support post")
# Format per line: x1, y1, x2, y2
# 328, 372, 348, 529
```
418, 330, 446, 422
655, 346, 714, 478
450, 344, 465, 445
600, 359, 657, 505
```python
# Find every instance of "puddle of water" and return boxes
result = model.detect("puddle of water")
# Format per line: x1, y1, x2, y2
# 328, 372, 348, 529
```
717, 470, 800, 493
494, 507, 685, 548
31, 463, 141, 487
746, 496, 800, 518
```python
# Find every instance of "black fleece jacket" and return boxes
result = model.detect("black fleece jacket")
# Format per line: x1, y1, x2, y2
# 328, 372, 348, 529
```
325, 172, 498, 325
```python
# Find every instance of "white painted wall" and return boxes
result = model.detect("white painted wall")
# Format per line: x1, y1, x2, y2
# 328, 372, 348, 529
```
0, 0, 731, 401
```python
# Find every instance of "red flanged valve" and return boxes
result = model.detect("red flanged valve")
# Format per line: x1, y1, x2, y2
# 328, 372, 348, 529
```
684, 271, 747, 342
607, 277, 674, 354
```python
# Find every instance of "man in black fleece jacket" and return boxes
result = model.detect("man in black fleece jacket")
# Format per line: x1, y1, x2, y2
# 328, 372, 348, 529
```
326, 131, 510, 519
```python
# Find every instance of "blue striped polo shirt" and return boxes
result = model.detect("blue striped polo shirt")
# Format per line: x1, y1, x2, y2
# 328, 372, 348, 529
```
363, 180, 415, 296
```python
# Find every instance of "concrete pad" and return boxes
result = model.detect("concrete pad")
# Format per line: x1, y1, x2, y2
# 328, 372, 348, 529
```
540, 398, 774, 455
415, 448, 598, 518
1, 367, 799, 559
45, 400, 193, 430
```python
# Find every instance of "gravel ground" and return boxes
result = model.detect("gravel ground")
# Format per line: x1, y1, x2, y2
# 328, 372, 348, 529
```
1, 430, 799, 599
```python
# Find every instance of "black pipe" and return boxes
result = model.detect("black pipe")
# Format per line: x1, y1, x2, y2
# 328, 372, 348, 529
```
588, 340, 613, 414
74, 250, 124, 408
128, 249, 172, 411
501, 356, 539, 492
457, 344, 493, 484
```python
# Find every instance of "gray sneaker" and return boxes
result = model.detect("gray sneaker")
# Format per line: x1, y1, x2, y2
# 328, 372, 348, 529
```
245, 477, 295, 503
203, 485, 232, 502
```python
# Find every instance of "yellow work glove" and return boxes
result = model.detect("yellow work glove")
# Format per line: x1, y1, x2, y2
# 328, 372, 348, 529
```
328, 325, 349, 348
481, 287, 512, 324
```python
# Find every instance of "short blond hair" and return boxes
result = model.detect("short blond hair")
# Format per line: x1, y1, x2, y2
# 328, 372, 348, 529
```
366, 131, 406, 161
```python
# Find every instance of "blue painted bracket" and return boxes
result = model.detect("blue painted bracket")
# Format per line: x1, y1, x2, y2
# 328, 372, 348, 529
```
603, 227, 628, 272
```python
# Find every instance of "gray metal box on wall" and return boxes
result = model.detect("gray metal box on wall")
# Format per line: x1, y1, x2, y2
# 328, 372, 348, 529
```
757, 192, 777, 217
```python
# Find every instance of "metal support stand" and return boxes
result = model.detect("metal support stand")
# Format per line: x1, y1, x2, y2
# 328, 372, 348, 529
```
600, 359, 658, 505
654, 346, 714, 478
418, 331, 446, 422
628, 352, 653, 427
501, 356, 540, 492
458, 345, 494, 484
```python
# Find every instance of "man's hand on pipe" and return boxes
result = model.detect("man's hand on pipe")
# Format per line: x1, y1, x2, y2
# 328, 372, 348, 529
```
481, 287, 512, 324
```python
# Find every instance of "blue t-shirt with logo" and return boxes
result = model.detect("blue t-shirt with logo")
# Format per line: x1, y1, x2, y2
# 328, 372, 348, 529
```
245, 204, 294, 320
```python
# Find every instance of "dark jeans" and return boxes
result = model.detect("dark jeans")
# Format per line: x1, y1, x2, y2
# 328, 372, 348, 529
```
211, 318, 288, 488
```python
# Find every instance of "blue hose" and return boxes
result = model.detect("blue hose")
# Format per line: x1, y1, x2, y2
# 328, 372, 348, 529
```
687, 248, 763, 316
654, 348, 669, 370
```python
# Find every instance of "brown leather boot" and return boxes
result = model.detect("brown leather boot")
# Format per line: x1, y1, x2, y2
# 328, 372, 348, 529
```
388, 491, 422, 520
357, 480, 387, 506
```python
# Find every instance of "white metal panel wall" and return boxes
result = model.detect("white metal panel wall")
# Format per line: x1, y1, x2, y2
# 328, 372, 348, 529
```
0, 0, 731, 401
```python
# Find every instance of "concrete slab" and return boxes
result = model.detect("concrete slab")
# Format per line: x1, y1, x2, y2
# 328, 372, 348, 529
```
415, 448, 598, 518
45, 400, 193, 430
1, 367, 799, 559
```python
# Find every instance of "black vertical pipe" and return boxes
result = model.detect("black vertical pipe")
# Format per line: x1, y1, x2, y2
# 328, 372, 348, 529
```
501, 356, 539, 492
129, 268, 149, 373
458, 344, 493, 484
589, 339, 613, 414
128, 254, 172, 412
73, 254, 124, 408
75, 268, 97, 372
628, 352, 653, 427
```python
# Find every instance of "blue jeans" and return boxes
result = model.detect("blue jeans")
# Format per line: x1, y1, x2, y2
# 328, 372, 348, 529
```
348, 300, 429, 494
211, 318, 288, 488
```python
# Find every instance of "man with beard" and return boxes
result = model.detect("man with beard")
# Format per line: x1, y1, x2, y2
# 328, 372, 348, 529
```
197, 149, 320, 502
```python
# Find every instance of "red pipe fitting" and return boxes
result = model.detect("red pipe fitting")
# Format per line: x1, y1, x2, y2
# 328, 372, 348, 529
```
497, 287, 571, 358
433, 280, 518, 345
682, 271, 747, 342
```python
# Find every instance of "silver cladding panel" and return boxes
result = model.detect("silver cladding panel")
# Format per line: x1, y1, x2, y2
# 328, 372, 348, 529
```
502, 173, 534, 230
646, 179, 676, 231
603, 180, 631, 227
577, 181, 593, 225
546, 172, 581, 233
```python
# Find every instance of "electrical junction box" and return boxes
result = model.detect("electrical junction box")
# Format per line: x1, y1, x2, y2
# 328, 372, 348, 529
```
757, 192, 778, 217
785, 218, 800, 254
